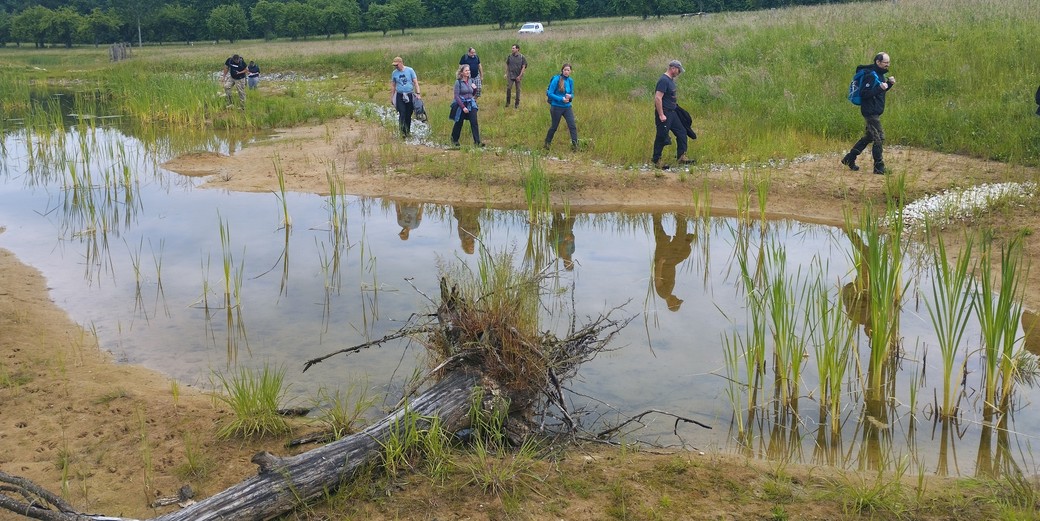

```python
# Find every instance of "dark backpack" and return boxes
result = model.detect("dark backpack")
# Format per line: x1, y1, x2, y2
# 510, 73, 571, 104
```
847, 68, 878, 106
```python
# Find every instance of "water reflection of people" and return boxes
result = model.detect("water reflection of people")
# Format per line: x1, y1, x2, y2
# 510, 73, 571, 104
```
453, 205, 481, 254
840, 228, 872, 335
653, 213, 695, 311
1021, 310, 1040, 357
548, 212, 575, 270
396, 202, 423, 240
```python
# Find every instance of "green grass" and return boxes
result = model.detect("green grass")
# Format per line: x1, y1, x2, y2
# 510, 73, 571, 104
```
212, 363, 292, 439
3, 0, 1039, 165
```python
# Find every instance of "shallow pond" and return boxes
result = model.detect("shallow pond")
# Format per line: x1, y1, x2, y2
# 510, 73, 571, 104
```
1, 118, 1037, 479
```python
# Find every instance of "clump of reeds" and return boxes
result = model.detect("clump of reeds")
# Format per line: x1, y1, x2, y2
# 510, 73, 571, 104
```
521, 158, 552, 225
846, 206, 908, 399
432, 249, 544, 394
213, 363, 292, 439
923, 233, 976, 419
977, 234, 1025, 414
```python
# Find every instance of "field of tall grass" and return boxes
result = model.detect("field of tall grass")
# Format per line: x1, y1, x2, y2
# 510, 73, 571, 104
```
1, 0, 1038, 166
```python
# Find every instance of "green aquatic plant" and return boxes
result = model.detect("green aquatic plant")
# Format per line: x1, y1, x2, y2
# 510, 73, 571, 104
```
213, 363, 292, 439
977, 234, 1025, 414
923, 233, 976, 418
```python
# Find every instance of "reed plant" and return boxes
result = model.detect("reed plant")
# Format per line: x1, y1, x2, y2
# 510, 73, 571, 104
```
273, 154, 292, 229
763, 242, 812, 409
923, 233, 976, 419
810, 275, 855, 436
314, 383, 376, 439
847, 206, 908, 399
976, 234, 1025, 413
521, 158, 552, 225
213, 363, 292, 439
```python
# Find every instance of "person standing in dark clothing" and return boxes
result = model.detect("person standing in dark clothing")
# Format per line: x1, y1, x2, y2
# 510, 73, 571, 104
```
842, 52, 896, 175
247, 61, 260, 89
459, 47, 484, 98
222, 54, 249, 108
651, 60, 692, 170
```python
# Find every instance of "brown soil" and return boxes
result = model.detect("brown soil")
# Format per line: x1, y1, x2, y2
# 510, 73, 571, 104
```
2, 116, 1038, 520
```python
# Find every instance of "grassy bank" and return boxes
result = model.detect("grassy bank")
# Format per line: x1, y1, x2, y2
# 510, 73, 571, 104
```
1, 0, 1039, 166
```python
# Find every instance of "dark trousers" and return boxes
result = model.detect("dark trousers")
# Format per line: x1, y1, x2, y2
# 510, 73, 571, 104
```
451, 110, 480, 145
849, 114, 885, 168
506, 78, 521, 107
545, 106, 578, 145
395, 94, 414, 136
652, 109, 688, 162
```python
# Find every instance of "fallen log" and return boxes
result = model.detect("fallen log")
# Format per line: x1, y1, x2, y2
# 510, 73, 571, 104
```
1, 264, 636, 521
0, 368, 481, 521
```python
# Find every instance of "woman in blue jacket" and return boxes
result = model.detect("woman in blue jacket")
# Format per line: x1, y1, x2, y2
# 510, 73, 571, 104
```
544, 64, 579, 151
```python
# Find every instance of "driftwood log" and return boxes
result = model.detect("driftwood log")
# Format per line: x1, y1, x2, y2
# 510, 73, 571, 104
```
1, 275, 633, 521
0, 368, 481, 521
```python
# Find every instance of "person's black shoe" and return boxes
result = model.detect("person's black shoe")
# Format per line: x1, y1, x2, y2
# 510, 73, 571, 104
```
654, 159, 670, 170
841, 154, 860, 171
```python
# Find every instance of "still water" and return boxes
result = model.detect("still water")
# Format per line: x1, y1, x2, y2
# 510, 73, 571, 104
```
1, 121, 1037, 478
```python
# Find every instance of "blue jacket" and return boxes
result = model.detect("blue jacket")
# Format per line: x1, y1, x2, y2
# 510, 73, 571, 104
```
546, 75, 574, 108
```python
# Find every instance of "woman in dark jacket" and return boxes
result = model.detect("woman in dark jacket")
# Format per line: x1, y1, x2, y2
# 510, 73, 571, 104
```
544, 63, 578, 151
451, 64, 482, 147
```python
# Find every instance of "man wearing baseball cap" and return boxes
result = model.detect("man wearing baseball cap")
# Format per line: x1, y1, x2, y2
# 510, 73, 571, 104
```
651, 60, 693, 170
390, 56, 422, 137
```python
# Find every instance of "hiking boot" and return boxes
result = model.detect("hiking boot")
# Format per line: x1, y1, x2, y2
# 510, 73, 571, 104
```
543, 141, 551, 151
841, 154, 860, 171
654, 159, 670, 170
571, 141, 579, 152
678, 154, 695, 164
873, 166, 890, 175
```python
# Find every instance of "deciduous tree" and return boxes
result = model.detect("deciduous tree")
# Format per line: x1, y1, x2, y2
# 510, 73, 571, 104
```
80, 7, 121, 46
389, 0, 425, 35
251, 0, 285, 40
365, 2, 395, 36
11, 5, 52, 47
207, 3, 249, 43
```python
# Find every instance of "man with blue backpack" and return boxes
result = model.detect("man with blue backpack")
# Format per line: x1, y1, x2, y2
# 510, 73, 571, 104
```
842, 52, 896, 175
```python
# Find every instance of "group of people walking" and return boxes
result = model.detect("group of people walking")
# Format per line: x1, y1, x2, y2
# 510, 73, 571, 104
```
389, 45, 579, 151
230, 46, 898, 175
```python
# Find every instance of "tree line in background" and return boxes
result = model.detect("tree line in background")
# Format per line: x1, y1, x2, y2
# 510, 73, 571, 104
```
0, 0, 851, 47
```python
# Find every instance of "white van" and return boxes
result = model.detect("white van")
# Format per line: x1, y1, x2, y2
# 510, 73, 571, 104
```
518, 22, 544, 34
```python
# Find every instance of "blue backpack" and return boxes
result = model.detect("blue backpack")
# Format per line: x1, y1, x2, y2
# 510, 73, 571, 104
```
847, 68, 879, 106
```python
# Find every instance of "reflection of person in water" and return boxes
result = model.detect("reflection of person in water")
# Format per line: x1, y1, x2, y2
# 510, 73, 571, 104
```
549, 212, 576, 270
396, 202, 423, 240
1022, 310, 1040, 357
840, 228, 873, 335
453, 206, 481, 254
653, 213, 695, 311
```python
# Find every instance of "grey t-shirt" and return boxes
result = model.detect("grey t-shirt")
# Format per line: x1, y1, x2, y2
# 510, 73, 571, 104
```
506, 53, 527, 80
